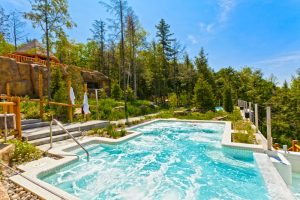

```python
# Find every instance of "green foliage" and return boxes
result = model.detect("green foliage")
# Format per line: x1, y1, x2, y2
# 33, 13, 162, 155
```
25, 0, 75, 44
111, 82, 123, 100
223, 86, 234, 113
92, 125, 127, 139
50, 68, 68, 117
8, 139, 42, 165
126, 86, 135, 101
0, 34, 14, 55
193, 75, 215, 112
233, 132, 253, 144
226, 108, 242, 122
98, 88, 107, 99
21, 97, 40, 119
233, 120, 254, 135
168, 93, 178, 108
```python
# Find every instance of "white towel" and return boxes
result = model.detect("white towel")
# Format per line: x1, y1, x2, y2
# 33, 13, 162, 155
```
83, 92, 90, 114
70, 87, 75, 105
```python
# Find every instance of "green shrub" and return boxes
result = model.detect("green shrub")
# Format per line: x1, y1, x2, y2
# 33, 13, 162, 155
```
21, 97, 40, 119
120, 129, 127, 137
111, 83, 123, 100
168, 93, 178, 108
193, 75, 215, 112
98, 88, 107, 99
233, 132, 253, 144
226, 108, 242, 122
223, 86, 234, 113
8, 139, 42, 165
126, 87, 135, 101
233, 120, 253, 134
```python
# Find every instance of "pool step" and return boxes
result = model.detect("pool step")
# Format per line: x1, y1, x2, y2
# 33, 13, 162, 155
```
29, 131, 82, 146
22, 121, 50, 130
22, 120, 109, 146
21, 119, 42, 125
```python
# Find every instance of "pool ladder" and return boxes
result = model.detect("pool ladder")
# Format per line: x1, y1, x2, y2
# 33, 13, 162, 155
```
50, 119, 90, 161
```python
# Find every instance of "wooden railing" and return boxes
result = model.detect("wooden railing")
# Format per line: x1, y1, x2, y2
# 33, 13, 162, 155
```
288, 140, 300, 152
0, 97, 22, 138
4, 54, 99, 74
5, 54, 66, 68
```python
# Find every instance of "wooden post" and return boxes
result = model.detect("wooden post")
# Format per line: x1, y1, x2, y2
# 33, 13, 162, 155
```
12, 97, 21, 138
292, 140, 298, 152
6, 82, 10, 97
38, 71, 44, 120
267, 106, 272, 150
68, 79, 73, 122
255, 104, 259, 131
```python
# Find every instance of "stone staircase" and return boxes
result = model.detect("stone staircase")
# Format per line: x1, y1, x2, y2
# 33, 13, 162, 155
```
21, 119, 109, 146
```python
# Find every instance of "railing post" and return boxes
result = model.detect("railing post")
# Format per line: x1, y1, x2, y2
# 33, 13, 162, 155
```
292, 140, 298, 152
267, 106, 272, 150
12, 97, 21, 139
255, 104, 259, 131
6, 82, 10, 97
38, 71, 44, 120
68, 79, 73, 122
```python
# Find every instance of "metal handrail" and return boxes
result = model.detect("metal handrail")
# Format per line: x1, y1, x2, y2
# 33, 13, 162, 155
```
50, 119, 90, 161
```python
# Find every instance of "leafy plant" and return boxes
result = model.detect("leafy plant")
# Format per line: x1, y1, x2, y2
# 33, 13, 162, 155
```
8, 139, 42, 165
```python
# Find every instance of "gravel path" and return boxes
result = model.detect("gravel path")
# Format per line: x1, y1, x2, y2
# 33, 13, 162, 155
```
1, 166, 41, 200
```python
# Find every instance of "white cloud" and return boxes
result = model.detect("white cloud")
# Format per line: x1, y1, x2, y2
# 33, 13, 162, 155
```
218, 0, 235, 23
199, 22, 214, 33
187, 35, 198, 44
255, 51, 300, 67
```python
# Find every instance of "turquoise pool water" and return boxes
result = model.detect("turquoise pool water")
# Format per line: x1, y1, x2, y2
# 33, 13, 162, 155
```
40, 120, 269, 200
292, 173, 300, 199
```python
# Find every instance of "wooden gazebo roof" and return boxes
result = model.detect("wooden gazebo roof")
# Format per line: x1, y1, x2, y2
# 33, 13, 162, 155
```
13, 39, 60, 63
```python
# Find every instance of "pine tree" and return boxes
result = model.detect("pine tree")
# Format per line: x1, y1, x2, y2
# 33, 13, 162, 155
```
155, 19, 174, 99
193, 75, 215, 112
223, 86, 234, 113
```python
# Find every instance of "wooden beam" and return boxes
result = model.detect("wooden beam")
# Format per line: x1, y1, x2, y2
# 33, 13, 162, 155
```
38, 71, 44, 120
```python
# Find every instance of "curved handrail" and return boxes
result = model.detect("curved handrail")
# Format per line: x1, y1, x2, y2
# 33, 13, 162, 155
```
50, 119, 90, 161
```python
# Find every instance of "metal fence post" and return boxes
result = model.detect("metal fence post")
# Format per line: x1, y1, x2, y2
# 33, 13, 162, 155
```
267, 106, 272, 150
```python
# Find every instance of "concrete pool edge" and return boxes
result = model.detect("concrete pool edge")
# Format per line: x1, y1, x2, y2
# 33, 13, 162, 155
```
254, 153, 296, 200
8, 119, 294, 200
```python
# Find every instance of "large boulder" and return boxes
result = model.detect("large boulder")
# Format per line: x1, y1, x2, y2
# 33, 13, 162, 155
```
0, 56, 109, 97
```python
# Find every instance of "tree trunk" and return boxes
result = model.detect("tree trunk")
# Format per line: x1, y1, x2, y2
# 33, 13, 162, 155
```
45, 0, 51, 101
119, 0, 128, 123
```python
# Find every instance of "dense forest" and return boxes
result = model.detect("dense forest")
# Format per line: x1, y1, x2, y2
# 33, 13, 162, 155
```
0, 0, 299, 145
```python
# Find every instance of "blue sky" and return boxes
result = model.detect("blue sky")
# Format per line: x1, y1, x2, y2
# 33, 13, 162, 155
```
2, 0, 300, 84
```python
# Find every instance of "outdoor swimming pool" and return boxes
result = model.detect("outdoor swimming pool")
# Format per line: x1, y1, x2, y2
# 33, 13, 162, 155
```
40, 120, 269, 200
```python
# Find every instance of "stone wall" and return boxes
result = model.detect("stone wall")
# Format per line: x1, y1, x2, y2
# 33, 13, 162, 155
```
0, 56, 109, 97
0, 56, 47, 97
